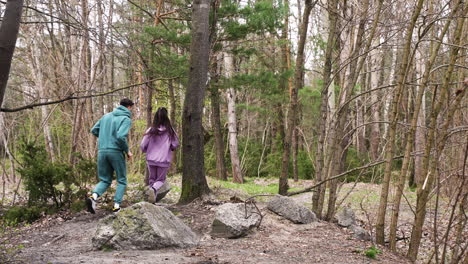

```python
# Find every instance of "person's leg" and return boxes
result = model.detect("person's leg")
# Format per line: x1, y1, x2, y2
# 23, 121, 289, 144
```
147, 164, 158, 189
108, 151, 127, 205
151, 166, 169, 192
93, 152, 114, 197
147, 165, 158, 203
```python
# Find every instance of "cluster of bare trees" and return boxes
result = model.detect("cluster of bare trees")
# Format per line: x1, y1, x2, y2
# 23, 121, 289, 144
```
0, 0, 467, 262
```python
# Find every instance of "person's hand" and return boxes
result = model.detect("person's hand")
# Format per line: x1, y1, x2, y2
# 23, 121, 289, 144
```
127, 152, 133, 160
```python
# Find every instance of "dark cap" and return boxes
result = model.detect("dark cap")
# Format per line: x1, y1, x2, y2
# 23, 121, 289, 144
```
120, 98, 134, 107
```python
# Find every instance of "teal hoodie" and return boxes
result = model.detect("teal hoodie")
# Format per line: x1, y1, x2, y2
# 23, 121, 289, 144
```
91, 106, 132, 153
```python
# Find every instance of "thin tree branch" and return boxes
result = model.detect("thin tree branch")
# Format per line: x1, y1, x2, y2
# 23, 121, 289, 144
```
127, 0, 154, 18
287, 155, 404, 196
0, 77, 178, 112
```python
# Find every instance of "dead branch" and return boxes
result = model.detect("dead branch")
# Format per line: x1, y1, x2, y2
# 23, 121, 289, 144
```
0, 77, 178, 113
287, 155, 404, 196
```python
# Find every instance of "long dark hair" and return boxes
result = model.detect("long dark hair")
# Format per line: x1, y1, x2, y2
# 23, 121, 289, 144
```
149, 107, 175, 137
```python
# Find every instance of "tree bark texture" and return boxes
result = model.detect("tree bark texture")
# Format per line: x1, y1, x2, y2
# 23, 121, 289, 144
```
375, 0, 425, 245
312, 0, 338, 218
388, 0, 462, 250
224, 53, 243, 184
179, 0, 211, 204
279, 0, 313, 195
210, 53, 227, 180
407, 3, 467, 259
0, 0, 24, 108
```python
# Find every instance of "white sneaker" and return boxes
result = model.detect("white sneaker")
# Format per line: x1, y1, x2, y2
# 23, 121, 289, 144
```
86, 196, 96, 214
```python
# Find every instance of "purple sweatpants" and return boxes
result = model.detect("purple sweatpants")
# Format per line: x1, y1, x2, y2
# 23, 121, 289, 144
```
148, 165, 169, 194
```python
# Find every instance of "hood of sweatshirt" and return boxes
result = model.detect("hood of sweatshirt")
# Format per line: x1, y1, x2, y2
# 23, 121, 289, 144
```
156, 126, 167, 134
112, 105, 131, 118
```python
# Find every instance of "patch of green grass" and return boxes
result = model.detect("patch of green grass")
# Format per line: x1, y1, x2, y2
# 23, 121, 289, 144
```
214, 179, 276, 196
364, 246, 381, 259
211, 177, 302, 196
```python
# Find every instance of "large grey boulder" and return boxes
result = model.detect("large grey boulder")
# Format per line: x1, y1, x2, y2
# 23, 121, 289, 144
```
211, 203, 261, 238
92, 202, 198, 250
336, 206, 356, 227
350, 224, 371, 241
267, 195, 317, 224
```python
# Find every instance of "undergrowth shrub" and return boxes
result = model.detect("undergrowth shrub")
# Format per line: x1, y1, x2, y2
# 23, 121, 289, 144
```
3, 206, 44, 224
364, 246, 381, 259
17, 142, 96, 210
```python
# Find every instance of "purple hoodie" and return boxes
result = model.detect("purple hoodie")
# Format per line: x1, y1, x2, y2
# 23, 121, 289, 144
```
140, 126, 179, 167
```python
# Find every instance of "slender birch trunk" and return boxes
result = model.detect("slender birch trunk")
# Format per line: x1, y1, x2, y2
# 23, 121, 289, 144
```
224, 53, 243, 183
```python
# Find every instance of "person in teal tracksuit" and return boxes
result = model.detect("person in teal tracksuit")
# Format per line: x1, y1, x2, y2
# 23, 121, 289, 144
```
86, 98, 134, 213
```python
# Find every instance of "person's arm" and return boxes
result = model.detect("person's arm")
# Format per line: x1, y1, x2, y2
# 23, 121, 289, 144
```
90, 119, 101, 137
170, 129, 179, 151
116, 118, 131, 153
140, 128, 151, 153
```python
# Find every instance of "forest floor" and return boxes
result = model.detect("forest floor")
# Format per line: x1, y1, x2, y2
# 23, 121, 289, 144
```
2, 176, 452, 263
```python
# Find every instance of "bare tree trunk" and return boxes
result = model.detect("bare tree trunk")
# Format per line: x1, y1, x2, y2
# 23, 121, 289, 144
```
279, 0, 314, 195
210, 53, 227, 180
0, 113, 14, 181
179, 0, 211, 204
292, 126, 299, 182
0, 0, 24, 108
369, 41, 382, 161
96, 0, 106, 118
225, 51, 243, 183
407, 5, 467, 259
375, 0, 425, 245
31, 46, 56, 161
168, 78, 178, 173
312, 0, 339, 218
388, 0, 462, 250
325, 0, 378, 220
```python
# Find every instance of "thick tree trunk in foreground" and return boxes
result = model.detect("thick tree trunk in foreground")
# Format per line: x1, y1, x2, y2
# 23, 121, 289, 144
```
179, 0, 211, 204
279, 0, 313, 195
0, 0, 24, 108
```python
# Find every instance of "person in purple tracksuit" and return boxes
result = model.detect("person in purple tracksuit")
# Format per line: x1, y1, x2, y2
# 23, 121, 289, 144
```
140, 107, 179, 202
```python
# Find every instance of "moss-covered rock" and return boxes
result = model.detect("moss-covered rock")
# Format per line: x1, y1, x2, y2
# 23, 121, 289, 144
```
92, 202, 199, 250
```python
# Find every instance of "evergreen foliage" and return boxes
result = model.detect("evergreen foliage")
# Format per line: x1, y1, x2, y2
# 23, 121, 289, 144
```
17, 142, 95, 209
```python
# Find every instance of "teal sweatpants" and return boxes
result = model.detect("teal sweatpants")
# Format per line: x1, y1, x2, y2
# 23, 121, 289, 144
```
93, 151, 127, 204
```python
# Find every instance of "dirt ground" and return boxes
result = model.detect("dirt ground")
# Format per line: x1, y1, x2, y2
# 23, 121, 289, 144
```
11, 193, 411, 264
